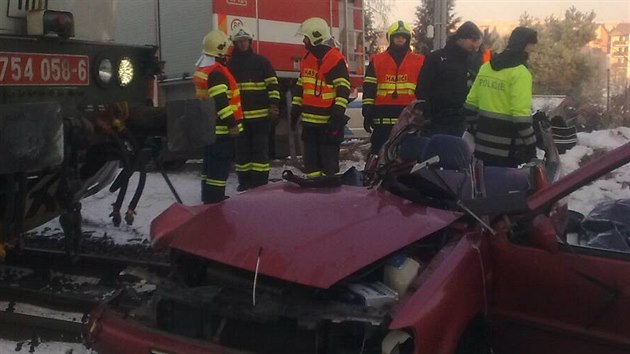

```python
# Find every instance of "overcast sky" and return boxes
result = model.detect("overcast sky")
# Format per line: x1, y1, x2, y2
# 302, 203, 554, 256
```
390, 0, 630, 25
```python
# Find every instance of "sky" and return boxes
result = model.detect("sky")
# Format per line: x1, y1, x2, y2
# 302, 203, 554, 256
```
389, 0, 630, 26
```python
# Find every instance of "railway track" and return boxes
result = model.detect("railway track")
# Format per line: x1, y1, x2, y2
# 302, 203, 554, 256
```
0, 237, 168, 347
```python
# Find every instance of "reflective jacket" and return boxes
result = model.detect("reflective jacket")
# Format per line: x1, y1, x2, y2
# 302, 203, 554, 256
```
363, 51, 425, 125
227, 48, 280, 121
193, 62, 243, 135
464, 62, 536, 164
292, 48, 350, 125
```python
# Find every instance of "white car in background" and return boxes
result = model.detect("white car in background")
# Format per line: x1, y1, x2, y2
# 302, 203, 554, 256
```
345, 93, 370, 139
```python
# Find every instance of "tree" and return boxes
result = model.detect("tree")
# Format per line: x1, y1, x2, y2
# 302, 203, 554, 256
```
482, 27, 502, 53
363, 0, 391, 55
520, 7, 605, 105
412, 0, 461, 54
364, 7, 380, 55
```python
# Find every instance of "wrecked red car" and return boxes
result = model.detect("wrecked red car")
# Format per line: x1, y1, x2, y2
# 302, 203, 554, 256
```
86, 128, 630, 353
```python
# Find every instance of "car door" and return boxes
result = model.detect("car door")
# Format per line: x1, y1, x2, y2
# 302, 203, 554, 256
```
487, 143, 630, 354
489, 223, 630, 354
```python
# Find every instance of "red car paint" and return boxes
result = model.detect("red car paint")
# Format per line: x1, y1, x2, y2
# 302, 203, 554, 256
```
151, 183, 462, 289
89, 143, 630, 353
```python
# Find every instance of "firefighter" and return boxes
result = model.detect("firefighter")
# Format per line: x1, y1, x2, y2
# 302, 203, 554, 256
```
417, 21, 482, 137
193, 30, 243, 203
362, 21, 425, 155
227, 25, 280, 191
291, 17, 351, 177
464, 27, 538, 167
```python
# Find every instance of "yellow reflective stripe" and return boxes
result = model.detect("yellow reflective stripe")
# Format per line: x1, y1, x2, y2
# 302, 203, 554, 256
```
376, 89, 415, 96
463, 102, 478, 111
193, 71, 208, 80
296, 77, 303, 86
243, 108, 269, 119
302, 89, 336, 100
268, 90, 281, 100
364, 76, 377, 84
333, 78, 351, 89
301, 77, 317, 85
307, 171, 323, 178
208, 84, 228, 97
479, 109, 532, 123
226, 88, 240, 99
206, 178, 227, 187
335, 97, 348, 108
475, 144, 510, 157
238, 82, 267, 91
301, 113, 329, 124
217, 106, 233, 119
362, 98, 375, 105
264, 77, 279, 85
251, 162, 270, 172
292, 96, 303, 106
373, 118, 398, 125
376, 83, 416, 90
215, 122, 244, 135
235, 163, 252, 172
195, 89, 207, 97
476, 132, 512, 145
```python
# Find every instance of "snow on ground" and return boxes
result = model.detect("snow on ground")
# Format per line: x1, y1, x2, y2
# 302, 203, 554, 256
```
0, 339, 92, 353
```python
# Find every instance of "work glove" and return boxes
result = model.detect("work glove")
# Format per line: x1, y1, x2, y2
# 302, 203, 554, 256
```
362, 105, 374, 133
328, 110, 348, 137
269, 104, 280, 120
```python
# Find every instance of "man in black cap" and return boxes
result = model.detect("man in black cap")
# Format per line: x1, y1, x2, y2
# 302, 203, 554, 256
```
416, 21, 482, 137
464, 27, 539, 167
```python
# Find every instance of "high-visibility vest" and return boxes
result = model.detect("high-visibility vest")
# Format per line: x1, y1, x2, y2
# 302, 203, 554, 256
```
482, 49, 492, 64
300, 48, 346, 111
373, 51, 424, 106
193, 63, 243, 134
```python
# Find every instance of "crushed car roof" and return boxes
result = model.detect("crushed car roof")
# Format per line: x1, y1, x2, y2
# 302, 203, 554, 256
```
151, 183, 462, 288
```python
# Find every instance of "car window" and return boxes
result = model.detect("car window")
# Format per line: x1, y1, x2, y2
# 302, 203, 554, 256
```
563, 157, 630, 254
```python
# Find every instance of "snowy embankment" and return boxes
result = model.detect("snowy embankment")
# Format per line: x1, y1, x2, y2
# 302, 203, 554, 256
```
560, 127, 630, 215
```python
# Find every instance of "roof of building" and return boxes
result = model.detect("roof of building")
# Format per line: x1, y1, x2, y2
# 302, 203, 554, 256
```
610, 23, 630, 35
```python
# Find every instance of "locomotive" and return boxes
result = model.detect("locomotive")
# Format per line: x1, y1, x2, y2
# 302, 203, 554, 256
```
0, 0, 162, 258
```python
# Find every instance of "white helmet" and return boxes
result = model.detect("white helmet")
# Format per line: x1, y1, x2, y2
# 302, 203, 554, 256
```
230, 25, 254, 41
202, 30, 230, 57
296, 17, 332, 46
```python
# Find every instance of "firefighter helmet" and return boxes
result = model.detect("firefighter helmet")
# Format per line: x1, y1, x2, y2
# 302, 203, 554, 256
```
231, 25, 254, 41
296, 17, 332, 46
387, 21, 413, 42
202, 30, 230, 57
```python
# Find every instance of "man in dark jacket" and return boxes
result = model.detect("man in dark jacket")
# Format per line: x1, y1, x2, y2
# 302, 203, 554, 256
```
416, 21, 482, 137
228, 26, 280, 191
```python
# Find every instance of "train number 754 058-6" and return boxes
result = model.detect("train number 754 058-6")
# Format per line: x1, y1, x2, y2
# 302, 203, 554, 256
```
0, 52, 89, 86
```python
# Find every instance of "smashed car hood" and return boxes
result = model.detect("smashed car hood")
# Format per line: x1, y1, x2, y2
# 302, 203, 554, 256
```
151, 183, 462, 289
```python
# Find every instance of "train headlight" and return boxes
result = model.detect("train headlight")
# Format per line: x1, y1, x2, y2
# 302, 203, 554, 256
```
98, 58, 113, 85
118, 57, 134, 87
